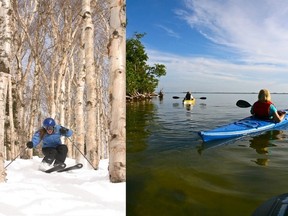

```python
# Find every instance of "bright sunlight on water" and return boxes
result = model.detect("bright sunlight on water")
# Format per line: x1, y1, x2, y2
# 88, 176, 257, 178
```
127, 92, 288, 216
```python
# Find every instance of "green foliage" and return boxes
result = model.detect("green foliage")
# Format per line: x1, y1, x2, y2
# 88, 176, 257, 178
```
126, 33, 166, 95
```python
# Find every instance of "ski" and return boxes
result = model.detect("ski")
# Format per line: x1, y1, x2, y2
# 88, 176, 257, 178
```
57, 163, 83, 172
45, 163, 66, 173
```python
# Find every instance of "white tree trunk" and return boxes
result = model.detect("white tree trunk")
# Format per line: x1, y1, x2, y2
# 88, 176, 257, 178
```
66, 58, 75, 158
0, 0, 11, 71
108, 0, 126, 182
7, 75, 15, 160
0, 73, 9, 157
75, 29, 86, 161
83, 0, 99, 169
0, 0, 11, 182
0, 152, 5, 182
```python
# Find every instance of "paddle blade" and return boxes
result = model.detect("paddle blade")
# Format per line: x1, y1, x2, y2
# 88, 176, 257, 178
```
172, 96, 180, 99
199, 97, 207, 100
236, 100, 252, 108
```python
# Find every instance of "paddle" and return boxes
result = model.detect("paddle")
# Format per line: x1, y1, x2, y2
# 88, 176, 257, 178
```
236, 100, 252, 108
172, 96, 207, 100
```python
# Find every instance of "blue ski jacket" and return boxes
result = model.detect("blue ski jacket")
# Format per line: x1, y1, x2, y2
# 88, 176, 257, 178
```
31, 125, 73, 148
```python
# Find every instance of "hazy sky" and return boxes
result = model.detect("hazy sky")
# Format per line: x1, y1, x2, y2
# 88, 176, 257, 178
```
127, 0, 288, 93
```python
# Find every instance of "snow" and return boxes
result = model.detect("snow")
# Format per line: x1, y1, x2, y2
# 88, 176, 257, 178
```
0, 157, 125, 216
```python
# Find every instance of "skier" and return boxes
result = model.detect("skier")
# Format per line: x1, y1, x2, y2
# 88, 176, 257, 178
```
26, 117, 73, 171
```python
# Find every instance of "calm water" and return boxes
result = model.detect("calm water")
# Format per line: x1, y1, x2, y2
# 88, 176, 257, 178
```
127, 93, 288, 216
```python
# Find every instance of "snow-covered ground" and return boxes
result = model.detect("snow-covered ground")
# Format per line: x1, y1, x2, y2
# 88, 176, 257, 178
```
0, 157, 125, 216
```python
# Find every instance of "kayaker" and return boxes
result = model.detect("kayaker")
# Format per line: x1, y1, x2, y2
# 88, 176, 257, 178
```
250, 89, 285, 122
184, 91, 193, 100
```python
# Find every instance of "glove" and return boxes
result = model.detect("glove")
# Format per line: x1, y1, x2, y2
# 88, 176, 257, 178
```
26, 141, 33, 149
59, 127, 69, 135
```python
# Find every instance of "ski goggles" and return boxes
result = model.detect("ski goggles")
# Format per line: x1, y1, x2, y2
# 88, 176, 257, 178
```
44, 126, 54, 131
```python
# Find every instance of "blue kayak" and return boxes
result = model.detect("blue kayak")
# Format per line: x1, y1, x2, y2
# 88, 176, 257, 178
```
199, 112, 288, 142
252, 193, 288, 216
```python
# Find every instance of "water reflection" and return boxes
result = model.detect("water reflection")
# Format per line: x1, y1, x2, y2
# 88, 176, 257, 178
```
249, 130, 284, 166
172, 103, 180, 108
127, 101, 156, 153
197, 138, 238, 154
199, 103, 207, 109
184, 104, 194, 111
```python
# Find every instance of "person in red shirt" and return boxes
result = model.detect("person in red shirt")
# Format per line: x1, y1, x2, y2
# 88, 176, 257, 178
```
251, 89, 285, 123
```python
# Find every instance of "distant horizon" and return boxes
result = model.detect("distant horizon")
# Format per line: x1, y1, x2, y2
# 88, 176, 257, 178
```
162, 91, 288, 95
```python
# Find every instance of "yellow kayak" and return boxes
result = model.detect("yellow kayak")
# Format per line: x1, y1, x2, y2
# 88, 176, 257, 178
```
183, 98, 196, 105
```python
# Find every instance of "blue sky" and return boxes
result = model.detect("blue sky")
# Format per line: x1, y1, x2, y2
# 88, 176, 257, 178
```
127, 0, 288, 93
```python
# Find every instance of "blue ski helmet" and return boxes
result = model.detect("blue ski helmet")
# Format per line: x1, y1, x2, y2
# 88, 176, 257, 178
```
43, 117, 56, 130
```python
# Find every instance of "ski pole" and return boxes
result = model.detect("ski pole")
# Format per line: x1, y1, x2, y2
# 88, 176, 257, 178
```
67, 137, 96, 170
5, 147, 28, 169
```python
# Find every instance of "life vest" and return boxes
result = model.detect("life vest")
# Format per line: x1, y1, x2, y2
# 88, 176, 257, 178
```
252, 101, 273, 119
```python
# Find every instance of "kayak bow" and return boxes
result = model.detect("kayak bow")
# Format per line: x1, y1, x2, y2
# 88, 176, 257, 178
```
183, 98, 196, 105
252, 193, 288, 216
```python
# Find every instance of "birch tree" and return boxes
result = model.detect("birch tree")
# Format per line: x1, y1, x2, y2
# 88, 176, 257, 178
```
0, 73, 9, 182
6, 75, 15, 160
75, 29, 86, 161
108, 0, 126, 182
82, 0, 99, 169
0, 0, 12, 182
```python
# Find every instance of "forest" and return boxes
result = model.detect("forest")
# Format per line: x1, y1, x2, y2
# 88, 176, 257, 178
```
126, 33, 166, 99
0, 0, 126, 183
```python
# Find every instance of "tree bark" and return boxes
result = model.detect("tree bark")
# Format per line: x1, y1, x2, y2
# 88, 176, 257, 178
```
83, 0, 99, 169
108, 0, 126, 182
6, 75, 15, 160
75, 29, 86, 161
0, 72, 9, 154
0, 0, 12, 182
